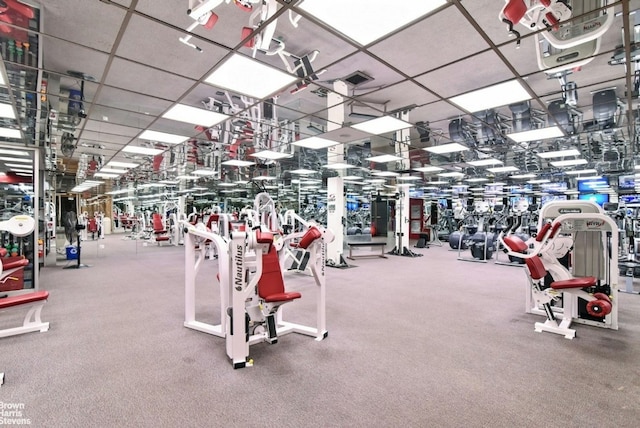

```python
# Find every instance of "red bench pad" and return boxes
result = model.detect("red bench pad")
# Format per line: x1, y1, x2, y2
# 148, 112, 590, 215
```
551, 277, 598, 289
503, 235, 528, 252
3, 257, 29, 270
0, 291, 49, 309
258, 246, 301, 303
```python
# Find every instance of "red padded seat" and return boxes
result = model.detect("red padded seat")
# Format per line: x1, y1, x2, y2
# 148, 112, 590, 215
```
258, 246, 301, 303
551, 277, 598, 289
0, 291, 49, 309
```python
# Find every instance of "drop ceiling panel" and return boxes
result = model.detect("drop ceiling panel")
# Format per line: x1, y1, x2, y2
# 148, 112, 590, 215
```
40, 0, 127, 52
369, 5, 490, 77
134, 0, 259, 50
96, 86, 173, 116
103, 57, 196, 100
145, 118, 201, 137
318, 51, 407, 90
410, 100, 467, 128
360, 81, 438, 111
458, 0, 523, 47
415, 50, 516, 100
116, 15, 229, 80
82, 121, 142, 138
80, 131, 135, 146
41, 39, 110, 82
498, 35, 544, 76
86, 106, 156, 129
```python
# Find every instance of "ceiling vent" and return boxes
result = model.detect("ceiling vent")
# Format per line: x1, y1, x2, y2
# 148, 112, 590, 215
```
344, 71, 373, 87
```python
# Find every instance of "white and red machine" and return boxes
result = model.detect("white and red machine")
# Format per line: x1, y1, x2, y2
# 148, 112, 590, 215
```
183, 211, 333, 368
500, 200, 619, 339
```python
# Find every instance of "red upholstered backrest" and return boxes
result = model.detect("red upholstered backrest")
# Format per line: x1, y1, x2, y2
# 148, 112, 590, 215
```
298, 227, 322, 249
502, 235, 528, 252
258, 246, 285, 300
525, 256, 547, 280
88, 218, 97, 232
503, 0, 528, 23
152, 213, 164, 231
206, 214, 219, 230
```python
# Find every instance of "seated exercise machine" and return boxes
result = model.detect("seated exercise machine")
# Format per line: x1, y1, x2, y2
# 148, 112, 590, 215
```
183, 215, 333, 368
151, 213, 171, 246
501, 200, 619, 338
0, 215, 50, 387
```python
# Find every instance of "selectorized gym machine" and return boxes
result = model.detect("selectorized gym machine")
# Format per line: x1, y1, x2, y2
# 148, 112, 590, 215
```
183, 215, 333, 368
502, 200, 618, 339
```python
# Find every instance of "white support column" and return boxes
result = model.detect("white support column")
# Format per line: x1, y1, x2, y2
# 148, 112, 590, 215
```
389, 111, 421, 257
326, 80, 348, 267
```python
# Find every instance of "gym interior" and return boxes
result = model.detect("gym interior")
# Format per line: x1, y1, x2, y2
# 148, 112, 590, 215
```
1, 1, 640, 427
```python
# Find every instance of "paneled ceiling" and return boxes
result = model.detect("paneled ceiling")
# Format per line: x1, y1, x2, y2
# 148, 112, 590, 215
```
1, 0, 639, 201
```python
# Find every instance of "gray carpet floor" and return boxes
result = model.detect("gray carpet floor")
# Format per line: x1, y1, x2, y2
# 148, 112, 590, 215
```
1, 233, 639, 427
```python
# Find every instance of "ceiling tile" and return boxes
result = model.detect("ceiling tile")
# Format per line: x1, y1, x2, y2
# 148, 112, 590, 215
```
116, 15, 230, 80
369, 5, 489, 77
415, 50, 516, 100
40, 0, 128, 52
103, 57, 197, 100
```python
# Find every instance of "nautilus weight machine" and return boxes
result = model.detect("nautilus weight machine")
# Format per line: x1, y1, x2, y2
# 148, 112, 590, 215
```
183, 221, 331, 368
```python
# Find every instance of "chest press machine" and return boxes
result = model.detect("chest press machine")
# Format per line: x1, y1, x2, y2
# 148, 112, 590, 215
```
501, 201, 619, 339
183, 219, 332, 369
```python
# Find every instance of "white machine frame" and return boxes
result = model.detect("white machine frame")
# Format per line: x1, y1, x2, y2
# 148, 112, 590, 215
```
504, 201, 619, 338
183, 218, 330, 368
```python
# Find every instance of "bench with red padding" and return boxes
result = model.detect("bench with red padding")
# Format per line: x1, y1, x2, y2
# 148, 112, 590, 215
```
152, 213, 171, 243
0, 290, 50, 338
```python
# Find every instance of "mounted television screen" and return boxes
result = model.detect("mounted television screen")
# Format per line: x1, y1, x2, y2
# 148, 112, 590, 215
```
618, 175, 635, 190
577, 177, 609, 192
578, 193, 609, 206
620, 194, 640, 204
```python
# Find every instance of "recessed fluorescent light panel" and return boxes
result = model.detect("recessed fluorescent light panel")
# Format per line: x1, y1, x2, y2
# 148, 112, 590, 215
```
437, 172, 465, 178
527, 179, 551, 184
537, 148, 580, 158
298, 0, 447, 46
372, 171, 399, 177
424, 143, 469, 154
93, 173, 119, 178
366, 154, 403, 163
122, 146, 164, 156
0, 103, 15, 119
323, 163, 353, 170
550, 159, 588, 167
107, 161, 139, 168
565, 169, 598, 175
0, 127, 21, 139
162, 104, 229, 127
0, 149, 29, 156
413, 166, 444, 172
487, 166, 519, 173
221, 160, 255, 167
507, 126, 564, 143
251, 150, 293, 160
449, 80, 531, 113
397, 176, 421, 181
350, 116, 412, 135
99, 168, 127, 174
467, 158, 503, 167
290, 169, 317, 175
139, 130, 188, 145
0, 157, 31, 163
510, 173, 537, 179
205, 53, 297, 99
292, 136, 340, 149
192, 169, 217, 176
466, 177, 489, 182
